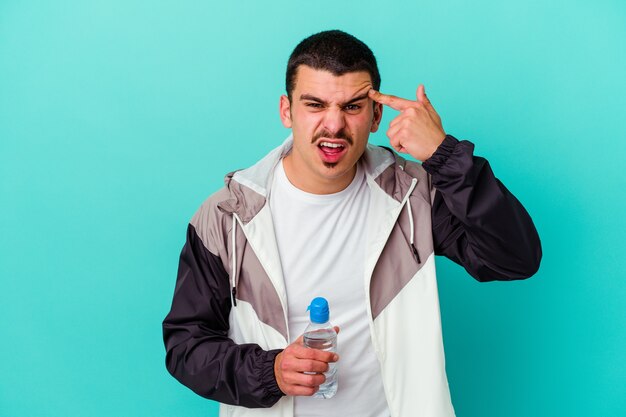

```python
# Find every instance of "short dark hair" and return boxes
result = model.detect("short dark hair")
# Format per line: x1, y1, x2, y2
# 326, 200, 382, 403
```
286, 30, 381, 100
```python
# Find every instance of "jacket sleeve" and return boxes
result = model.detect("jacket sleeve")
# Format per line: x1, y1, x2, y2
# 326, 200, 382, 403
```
421, 135, 542, 282
162, 223, 284, 407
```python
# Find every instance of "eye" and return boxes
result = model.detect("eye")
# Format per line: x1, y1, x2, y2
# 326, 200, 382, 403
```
343, 104, 361, 112
305, 102, 323, 109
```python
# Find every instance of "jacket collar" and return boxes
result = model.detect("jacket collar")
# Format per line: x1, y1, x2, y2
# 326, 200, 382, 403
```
217, 133, 411, 222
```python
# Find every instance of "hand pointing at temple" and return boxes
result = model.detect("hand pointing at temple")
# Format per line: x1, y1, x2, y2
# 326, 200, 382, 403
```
368, 85, 446, 162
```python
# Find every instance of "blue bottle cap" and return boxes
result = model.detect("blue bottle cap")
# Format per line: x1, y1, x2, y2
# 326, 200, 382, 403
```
307, 297, 330, 324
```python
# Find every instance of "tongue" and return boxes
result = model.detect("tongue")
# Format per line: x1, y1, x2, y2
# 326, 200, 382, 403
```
321, 146, 343, 154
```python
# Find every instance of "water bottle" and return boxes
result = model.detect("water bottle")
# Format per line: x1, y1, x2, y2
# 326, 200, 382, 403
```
303, 297, 338, 399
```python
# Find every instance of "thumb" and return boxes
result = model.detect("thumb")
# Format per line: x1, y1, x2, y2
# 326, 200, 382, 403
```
416, 84, 429, 105
417, 84, 436, 113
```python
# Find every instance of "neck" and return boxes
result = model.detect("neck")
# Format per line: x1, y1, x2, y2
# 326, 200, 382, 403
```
282, 154, 357, 195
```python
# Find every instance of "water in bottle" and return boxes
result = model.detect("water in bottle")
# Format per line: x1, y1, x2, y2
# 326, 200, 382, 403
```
303, 297, 338, 399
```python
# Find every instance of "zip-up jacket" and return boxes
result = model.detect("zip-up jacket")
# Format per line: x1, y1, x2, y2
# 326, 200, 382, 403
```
162, 134, 542, 417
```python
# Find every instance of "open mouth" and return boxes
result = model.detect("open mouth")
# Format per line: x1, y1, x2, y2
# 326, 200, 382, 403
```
317, 141, 347, 163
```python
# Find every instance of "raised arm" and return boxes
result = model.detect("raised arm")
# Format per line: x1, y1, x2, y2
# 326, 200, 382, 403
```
369, 85, 541, 281
423, 135, 542, 281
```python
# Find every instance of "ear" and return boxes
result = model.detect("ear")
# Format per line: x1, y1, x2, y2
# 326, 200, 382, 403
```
370, 101, 383, 133
279, 95, 292, 128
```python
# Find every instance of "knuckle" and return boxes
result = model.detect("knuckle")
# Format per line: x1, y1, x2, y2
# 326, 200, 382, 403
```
281, 358, 293, 371
293, 345, 308, 357
313, 374, 325, 386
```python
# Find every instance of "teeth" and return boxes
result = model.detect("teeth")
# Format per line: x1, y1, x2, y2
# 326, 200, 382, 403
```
320, 142, 345, 148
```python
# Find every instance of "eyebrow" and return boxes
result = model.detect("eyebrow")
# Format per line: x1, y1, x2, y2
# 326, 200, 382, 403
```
299, 93, 370, 107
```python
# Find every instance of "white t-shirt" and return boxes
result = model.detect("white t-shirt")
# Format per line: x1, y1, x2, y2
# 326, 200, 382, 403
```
269, 159, 390, 417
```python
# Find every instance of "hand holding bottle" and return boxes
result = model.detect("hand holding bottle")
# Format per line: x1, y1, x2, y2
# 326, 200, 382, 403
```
274, 326, 340, 396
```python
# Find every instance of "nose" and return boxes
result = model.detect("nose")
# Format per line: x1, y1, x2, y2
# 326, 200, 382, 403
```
321, 107, 346, 137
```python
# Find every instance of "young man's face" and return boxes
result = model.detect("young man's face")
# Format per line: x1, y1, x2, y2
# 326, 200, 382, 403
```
279, 65, 383, 194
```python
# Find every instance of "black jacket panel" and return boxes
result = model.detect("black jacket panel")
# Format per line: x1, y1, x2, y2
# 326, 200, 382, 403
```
162, 224, 284, 407
423, 135, 542, 281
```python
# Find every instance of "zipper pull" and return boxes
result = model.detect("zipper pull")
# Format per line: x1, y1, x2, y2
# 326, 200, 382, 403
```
232, 287, 237, 306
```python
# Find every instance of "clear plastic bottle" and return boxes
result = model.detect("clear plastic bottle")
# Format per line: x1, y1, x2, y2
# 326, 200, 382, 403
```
303, 297, 338, 399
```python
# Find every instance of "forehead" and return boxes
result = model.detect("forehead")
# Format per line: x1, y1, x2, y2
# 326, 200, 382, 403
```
293, 65, 373, 101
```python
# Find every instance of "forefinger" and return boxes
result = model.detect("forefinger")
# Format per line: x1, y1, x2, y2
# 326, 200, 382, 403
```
368, 89, 414, 111
293, 343, 339, 363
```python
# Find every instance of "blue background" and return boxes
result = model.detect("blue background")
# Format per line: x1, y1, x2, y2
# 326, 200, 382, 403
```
1, 1, 624, 416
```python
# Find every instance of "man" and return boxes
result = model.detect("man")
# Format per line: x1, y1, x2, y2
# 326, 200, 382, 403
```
163, 30, 541, 417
